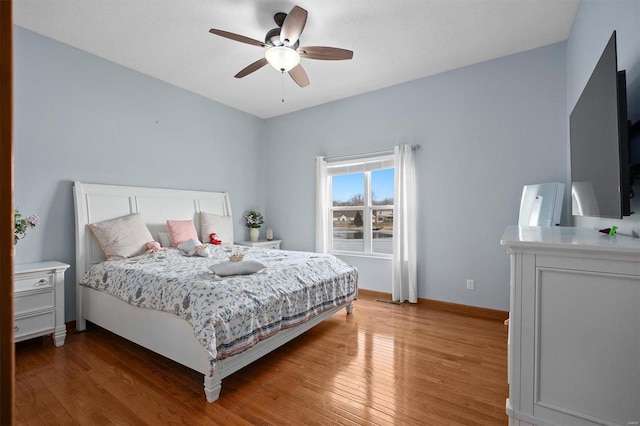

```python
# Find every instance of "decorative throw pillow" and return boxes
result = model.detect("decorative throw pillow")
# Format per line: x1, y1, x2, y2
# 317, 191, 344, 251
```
208, 260, 266, 277
88, 213, 153, 260
199, 212, 233, 244
166, 219, 198, 247
158, 232, 172, 248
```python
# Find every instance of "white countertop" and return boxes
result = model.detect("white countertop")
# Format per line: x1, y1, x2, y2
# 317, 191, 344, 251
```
501, 226, 640, 255
14, 261, 70, 274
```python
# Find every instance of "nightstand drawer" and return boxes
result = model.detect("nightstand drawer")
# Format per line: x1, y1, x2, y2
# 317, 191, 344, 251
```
14, 311, 55, 340
235, 240, 282, 250
261, 242, 281, 249
15, 274, 53, 292
15, 289, 55, 315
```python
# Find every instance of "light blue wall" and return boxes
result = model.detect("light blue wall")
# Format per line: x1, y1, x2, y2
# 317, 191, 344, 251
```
13, 27, 266, 321
567, 0, 640, 236
263, 43, 568, 311
14, 22, 578, 316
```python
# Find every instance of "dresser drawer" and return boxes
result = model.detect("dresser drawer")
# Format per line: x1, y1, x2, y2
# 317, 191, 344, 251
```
14, 311, 55, 340
15, 274, 53, 292
14, 289, 55, 316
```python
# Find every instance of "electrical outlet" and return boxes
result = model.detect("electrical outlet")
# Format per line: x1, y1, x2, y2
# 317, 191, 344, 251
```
466, 279, 475, 290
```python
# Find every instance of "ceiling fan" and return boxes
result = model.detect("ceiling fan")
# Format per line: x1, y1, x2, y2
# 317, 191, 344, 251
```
209, 5, 353, 88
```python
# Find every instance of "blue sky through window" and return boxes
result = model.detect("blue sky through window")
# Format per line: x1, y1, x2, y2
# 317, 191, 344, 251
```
332, 169, 394, 203
372, 169, 394, 203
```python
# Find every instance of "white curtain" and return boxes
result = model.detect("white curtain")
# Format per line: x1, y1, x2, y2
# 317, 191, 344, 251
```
392, 145, 417, 303
315, 156, 329, 253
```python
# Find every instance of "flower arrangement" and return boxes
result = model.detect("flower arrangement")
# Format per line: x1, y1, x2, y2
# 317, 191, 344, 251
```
243, 210, 264, 228
14, 209, 39, 245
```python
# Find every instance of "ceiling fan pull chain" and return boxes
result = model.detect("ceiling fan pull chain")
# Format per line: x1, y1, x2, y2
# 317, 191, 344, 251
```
281, 71, 285, 103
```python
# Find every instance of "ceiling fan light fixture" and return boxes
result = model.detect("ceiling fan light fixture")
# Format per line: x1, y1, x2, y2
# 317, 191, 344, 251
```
265, 46, 300, 72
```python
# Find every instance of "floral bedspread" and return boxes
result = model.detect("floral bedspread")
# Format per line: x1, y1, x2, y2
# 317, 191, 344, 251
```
80, 245, 358, 371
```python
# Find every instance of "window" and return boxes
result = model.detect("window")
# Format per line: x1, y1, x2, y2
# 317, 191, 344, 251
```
327, 155, 394, 256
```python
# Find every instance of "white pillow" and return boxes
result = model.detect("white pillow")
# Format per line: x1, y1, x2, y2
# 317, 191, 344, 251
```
208, 260, 266, 277
88, 213, 153, 260
200, 212, 233, 244
158, 232, 172, 248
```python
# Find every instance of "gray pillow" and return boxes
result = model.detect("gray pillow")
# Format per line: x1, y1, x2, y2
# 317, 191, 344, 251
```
158, 232, 172, 248
209, 260, 266, 277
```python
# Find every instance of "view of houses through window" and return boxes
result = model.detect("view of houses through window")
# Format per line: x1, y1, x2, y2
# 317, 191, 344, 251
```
331, 168, 394, 255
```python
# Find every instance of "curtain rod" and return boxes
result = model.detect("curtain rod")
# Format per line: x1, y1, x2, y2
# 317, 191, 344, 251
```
326, 144, 420, 162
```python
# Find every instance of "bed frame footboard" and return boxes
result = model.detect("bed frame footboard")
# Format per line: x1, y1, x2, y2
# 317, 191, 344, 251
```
80, 284, 355, 403
204, 374, 223, 403
346, 302, 354, 314
200, 300, 354, 402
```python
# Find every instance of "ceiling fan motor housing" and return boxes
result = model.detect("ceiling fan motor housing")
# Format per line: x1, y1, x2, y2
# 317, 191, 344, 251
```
273, 12, 287, 27
265, 27, 299, 49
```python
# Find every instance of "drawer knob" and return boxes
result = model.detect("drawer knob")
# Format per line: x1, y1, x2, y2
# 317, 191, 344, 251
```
14, 326, 19, 332
36, 279, 47, 286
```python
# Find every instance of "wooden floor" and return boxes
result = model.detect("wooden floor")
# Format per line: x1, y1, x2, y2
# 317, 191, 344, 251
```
14, 292, 508, 425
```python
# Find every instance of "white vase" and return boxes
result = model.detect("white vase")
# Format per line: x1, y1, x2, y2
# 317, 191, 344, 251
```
250, 228, 259, 242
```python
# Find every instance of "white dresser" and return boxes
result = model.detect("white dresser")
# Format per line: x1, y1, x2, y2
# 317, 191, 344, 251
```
14, 261, 69, 347
501, 226, 640, 426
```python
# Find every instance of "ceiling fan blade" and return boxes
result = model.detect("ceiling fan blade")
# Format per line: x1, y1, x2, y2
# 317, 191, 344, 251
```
280, 6, 307, 46
235, 58, 268, 78
298, 46, 354, 60
288, 64, 310, 87
209, 29, 268, 48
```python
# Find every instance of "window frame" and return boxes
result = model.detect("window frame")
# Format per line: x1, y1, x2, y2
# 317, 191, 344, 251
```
327, 155, 394, 258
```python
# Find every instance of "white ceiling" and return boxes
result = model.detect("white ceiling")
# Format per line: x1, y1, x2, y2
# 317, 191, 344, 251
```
14, 0, 580, 119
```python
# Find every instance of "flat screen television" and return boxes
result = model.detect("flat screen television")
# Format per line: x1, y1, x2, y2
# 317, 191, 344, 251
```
570, 31, 630, 219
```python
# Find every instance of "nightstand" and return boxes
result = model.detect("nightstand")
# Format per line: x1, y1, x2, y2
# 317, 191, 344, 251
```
14, 261, 69, 347
235, 240, 282, 250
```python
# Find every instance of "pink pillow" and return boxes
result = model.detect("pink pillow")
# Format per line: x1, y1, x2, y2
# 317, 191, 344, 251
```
166, 220, 198, 247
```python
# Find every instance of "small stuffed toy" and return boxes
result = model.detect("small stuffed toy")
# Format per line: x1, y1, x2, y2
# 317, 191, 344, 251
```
145, 241, 166, 254
193, 244, 213, 257
177, 238, 213, 257
209, 233, 222, 245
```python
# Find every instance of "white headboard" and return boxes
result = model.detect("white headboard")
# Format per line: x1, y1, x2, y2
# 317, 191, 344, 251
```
73, 181, 232, 281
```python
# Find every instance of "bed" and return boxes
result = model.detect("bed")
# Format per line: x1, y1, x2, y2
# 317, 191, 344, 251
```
73, 181, 357, 402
